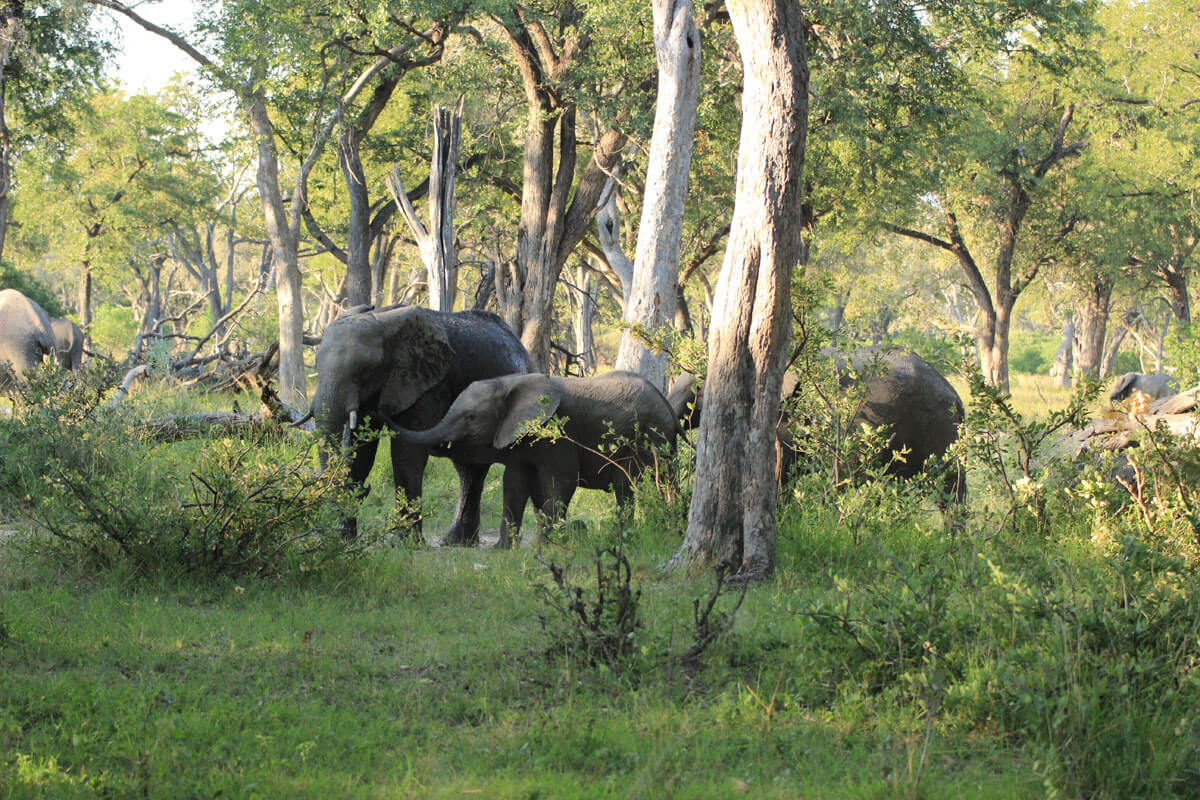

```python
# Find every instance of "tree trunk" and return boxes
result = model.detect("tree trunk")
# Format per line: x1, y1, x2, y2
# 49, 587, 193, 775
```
1049, 312, 1073, 387
0, 1, 24, 265
78, 262, 92, 344
246, 92, 306, 408
674, 0, 807, 581
499, 12, 626, 370
1158, 250, 1192, 324
387, 99, 462, 312
614, 0, 701, 390
595, 182, 634, 307
1101, 309, 1137, 378
339, 124, 373, 308
1072, 275, 1111, 381
569, 263, 598, 375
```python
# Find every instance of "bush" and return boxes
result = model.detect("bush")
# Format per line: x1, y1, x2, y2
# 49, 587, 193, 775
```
0, 365, 371, 579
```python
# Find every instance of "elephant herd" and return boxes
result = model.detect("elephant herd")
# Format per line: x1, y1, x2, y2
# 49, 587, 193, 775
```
16, 292, 1169, 547
307, 304, 970, 547
0, 289, 83, 393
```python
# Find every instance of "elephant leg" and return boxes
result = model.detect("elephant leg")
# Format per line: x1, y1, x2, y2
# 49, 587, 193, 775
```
338, 431, 381, 540
530, 472, 576, 548
440, 461, 489, 547
498, 465, 533, 549
389, 439, 428, 541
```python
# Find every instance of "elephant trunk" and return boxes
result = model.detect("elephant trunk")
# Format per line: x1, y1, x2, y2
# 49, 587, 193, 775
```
378, 412, 448, 449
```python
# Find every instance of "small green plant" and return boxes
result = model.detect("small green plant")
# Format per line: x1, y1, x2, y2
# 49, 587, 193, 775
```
953, 360, 1098, 535
0, 367, 370, 579
1082, 411, 1200, 563
535, 546, 643, 669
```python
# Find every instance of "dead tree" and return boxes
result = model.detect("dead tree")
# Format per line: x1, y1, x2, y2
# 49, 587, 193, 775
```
386, 98, 463, 312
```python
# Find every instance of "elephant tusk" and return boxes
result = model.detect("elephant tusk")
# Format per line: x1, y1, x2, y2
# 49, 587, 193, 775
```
342, 409, 359, 452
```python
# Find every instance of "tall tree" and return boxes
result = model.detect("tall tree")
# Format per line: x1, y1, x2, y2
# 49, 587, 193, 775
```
91, 0, 457, 405
0, 0, 109, 263
14, 91, 219, 341
496, 3, 629, 370
613, 0, 700, 389
672, 0, 807, 581
883, 66, 1089, 392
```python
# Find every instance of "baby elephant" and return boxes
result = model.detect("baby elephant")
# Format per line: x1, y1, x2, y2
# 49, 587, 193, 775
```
384, 371, 679, 548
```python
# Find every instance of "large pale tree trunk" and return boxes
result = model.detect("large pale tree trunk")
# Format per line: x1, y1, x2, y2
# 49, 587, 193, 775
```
614, 0, 701, 390
673, 0, 807, 581
1049, 312, 1074, 387
247, 93, 306, 407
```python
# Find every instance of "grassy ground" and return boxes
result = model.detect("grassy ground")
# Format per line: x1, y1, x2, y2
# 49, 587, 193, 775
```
2, 373, 1195, 798
1, 520, 1045, 799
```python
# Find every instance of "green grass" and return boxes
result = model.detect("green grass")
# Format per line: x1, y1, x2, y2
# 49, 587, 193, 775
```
0, 526, 1046, 799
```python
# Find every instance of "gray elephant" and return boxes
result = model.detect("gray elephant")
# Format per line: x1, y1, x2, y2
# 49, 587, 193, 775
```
822, 347, 966, 502
0, 288, 57, 393
670, 347, 966, 502
305, 303, 534, 543
384, 371, 680, 548
50, 318, 84, 370
1109, 372, 1177, 403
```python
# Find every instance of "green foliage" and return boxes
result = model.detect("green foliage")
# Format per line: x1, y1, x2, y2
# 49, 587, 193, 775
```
954, 360, 1098, 534
0, 368, 370, 579
535, 547, 643, 671
1077, 412, 1200, 567
0, 262, 63, 317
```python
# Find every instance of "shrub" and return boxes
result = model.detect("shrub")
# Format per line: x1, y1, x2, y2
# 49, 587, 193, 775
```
0, 366, 370, 579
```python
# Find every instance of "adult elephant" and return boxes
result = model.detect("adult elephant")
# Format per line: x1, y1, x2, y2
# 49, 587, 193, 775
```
307, 304, 534, 544
670, 347, 966, 502
0, 288, 57, 393
1109, 372, 1177, 403
821, 347, 966, 503
50, 318, 84, 370
384, 371, 680, 548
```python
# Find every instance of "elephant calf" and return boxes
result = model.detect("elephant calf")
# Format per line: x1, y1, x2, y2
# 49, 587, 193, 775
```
385, 371, 680, 548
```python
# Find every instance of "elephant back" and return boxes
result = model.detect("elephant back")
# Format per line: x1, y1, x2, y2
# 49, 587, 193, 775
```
851, 348, 963, 478
436, 309, 535, 396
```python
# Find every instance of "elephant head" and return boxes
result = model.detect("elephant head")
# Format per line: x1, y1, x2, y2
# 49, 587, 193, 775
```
387, 374, 559, 451
1109, 372, 1178, 404
310, 305, 454, 451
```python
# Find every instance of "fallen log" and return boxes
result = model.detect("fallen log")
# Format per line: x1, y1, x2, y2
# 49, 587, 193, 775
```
1065, 385, 1200, 457
130, 385, 313, 442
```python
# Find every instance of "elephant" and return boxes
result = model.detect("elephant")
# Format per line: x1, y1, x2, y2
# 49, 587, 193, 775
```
306, 303, 534, 544
0, 288, 57, 393
383, 371, 680, 548
817, 347, 966, 502
668, 347, 966, 502
1109, 372, 1178, 403
50, 317, 84, 371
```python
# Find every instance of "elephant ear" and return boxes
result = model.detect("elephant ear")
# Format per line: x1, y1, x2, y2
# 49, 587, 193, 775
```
1110, 373, 1136, 400
379, 307, 454, 413
494, 377, 561, 449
